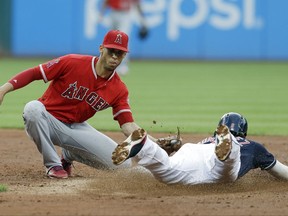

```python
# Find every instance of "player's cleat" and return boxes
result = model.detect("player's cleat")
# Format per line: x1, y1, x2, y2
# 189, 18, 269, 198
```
215, 124, 232, 161
61, 157, 72, 176
46, 166, 68, 179
112, 128, 147, 165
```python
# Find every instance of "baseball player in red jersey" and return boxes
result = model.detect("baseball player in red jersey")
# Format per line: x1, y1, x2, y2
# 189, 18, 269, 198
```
0, 30, 146, 179
100, 0, 147, 75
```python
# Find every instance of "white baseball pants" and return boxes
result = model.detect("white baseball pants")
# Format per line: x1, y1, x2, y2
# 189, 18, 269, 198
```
133, 136, 241, 185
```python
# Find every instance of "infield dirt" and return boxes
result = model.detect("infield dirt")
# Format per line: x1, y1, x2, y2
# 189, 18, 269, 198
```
0, 129, 288, 216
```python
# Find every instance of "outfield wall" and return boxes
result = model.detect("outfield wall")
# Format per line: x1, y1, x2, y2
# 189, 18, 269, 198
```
0, 0, 11, 54
10, 0, 288, 60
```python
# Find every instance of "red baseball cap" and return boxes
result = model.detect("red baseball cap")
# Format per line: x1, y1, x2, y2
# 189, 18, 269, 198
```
102, 30, 129, 52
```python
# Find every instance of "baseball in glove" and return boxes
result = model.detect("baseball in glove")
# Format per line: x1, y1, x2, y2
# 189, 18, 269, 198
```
156, 127, 183, 156
138, 25, 149, 40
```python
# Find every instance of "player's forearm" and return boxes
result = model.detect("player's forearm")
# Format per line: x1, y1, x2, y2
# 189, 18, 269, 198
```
0, 82, 14, 94
267, 160, 288, 180
0, 82, 14, 105
121, 122, 157, 141
121, 122, 140, 137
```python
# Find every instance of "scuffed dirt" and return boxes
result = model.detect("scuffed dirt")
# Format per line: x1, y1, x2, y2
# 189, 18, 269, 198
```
0, 129, 288, 216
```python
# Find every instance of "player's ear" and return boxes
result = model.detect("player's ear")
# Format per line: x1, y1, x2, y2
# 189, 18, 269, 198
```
99, 45, 104, 55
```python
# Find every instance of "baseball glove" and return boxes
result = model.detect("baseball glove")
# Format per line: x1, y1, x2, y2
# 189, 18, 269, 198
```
138, 25, 149, 40
156, 127, 183, 156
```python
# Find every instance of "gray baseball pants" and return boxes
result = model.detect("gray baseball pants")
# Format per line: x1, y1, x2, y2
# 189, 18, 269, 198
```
22, 100, 131, 170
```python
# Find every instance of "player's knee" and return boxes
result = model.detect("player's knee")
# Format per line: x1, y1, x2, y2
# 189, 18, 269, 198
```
23, 100, 46, 122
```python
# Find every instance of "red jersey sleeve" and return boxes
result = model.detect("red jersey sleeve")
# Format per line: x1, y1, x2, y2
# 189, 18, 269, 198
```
8, 67, 43, 90
107, 0, 138, 10
116, 112, 134, 126
112, 87, 134, 126
8, 55, 73, 90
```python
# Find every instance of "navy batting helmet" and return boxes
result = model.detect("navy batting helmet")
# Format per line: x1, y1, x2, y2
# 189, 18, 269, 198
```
217, 112, 248, 138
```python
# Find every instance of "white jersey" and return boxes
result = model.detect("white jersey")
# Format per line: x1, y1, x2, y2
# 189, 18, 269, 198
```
133, 137, 241, 185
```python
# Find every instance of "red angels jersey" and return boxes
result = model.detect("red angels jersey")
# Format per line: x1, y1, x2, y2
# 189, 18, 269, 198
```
107, 0, 139, 11
38, 54, 133, 126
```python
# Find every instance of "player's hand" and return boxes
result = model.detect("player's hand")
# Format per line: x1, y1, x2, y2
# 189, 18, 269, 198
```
138, 25, 149, 40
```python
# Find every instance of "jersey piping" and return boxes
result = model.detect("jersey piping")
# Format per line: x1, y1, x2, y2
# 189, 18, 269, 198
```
91, 57, 97, 79
39, 64, 48, 83
114, 109, 132, 119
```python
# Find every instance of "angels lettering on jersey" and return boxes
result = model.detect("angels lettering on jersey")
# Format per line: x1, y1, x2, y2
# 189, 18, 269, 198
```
61, 81, 109, 111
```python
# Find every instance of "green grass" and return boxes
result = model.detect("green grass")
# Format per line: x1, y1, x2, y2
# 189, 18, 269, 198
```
0, 184, 7, 192
1, 58, 288, 136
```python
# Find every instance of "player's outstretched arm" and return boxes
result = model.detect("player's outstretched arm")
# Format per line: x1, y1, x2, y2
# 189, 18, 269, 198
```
121, 122, 157, 141
121, 122, 141, 137
267, 160, 288, 180
0, 83, 14, 105
0, 67, 43, 106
